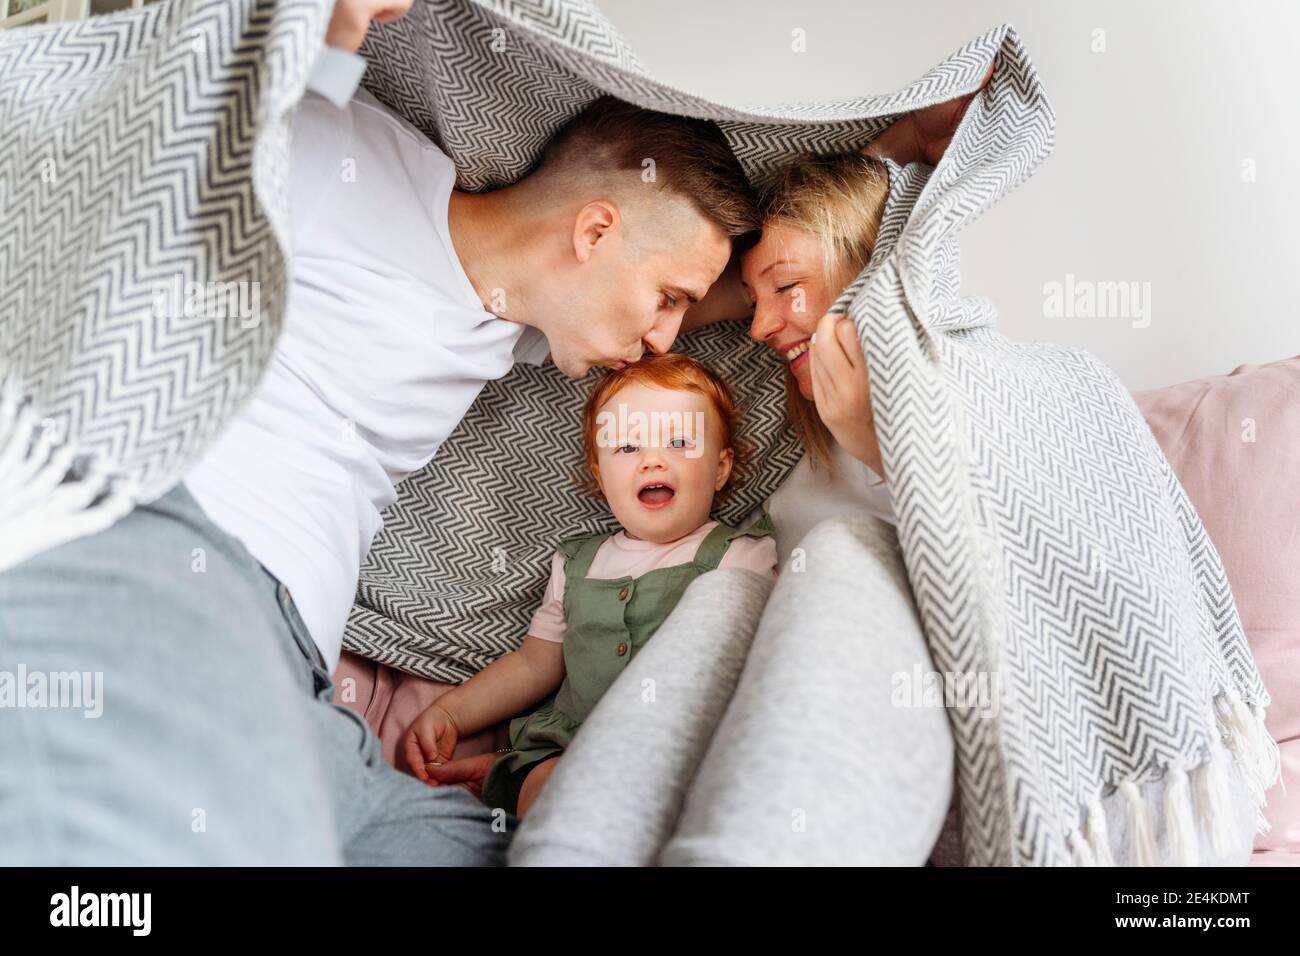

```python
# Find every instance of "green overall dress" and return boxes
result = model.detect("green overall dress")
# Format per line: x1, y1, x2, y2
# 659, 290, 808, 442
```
480, 513, 775, 815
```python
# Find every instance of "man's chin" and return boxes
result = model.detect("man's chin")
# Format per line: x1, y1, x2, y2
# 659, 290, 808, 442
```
552, 354, 592, 380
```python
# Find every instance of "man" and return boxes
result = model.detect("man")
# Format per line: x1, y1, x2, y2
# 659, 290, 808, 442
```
0, 1, 755, 865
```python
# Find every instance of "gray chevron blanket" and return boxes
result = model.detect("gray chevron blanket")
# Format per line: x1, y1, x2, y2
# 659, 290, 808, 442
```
0, 0, 1280, 866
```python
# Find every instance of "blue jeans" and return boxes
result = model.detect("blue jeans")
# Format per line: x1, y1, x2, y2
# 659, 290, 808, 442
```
0, 483, 510, 865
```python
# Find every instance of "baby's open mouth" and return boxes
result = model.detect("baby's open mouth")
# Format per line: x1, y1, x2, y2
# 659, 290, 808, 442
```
637, 481, 675, 509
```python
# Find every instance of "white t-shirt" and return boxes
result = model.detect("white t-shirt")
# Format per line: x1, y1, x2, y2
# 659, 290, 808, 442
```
761, 439, 897, 570
186, 87, 550, 675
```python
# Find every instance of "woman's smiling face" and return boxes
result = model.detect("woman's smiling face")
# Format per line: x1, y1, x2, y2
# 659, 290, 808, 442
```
741, 221, 856, 401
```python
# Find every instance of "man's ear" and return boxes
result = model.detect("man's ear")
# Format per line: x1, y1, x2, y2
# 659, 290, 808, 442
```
572, 200, 619, 264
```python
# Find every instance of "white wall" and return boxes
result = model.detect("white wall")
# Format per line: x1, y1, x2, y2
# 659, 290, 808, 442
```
598, 0, 1300, 390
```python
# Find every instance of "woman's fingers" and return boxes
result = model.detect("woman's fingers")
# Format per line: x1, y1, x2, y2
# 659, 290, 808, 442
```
834, 314, 864, 371
809, 317, 834, 409
809, 334, 828, 411
813, 311, 853, 391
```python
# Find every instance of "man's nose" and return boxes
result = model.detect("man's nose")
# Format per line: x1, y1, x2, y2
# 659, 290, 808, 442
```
642, 309, 685, 356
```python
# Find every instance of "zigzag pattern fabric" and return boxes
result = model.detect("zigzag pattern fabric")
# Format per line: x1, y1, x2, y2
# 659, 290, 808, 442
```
0, 0, 324, 504
0, 0, 1279, 866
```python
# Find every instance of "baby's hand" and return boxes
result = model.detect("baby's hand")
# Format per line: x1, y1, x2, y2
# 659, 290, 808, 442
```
404, 703, 460, 781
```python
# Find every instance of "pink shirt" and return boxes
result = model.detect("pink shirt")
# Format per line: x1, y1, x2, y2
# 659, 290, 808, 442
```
528, 520, 778, 642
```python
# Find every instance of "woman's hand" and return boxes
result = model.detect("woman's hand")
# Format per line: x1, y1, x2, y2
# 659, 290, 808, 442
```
864, 58, 996, 166
809, 311, 884, 476
403, 703, 460, 781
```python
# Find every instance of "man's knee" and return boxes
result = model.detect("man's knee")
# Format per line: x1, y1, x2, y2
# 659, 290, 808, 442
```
341, 766, 512, 866
0, 490, 337, 864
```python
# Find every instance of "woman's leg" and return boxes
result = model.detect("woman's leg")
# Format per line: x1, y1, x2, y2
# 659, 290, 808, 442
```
661, 513, 956, 866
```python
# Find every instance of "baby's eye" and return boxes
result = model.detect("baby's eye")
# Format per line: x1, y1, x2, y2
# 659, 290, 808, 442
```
616, 443, 639, 454
668, 437, 694, 449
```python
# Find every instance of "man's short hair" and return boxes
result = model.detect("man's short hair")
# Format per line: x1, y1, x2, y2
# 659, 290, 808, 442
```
535, 95, 759, 241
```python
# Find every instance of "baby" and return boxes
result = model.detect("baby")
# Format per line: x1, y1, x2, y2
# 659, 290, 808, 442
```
404, 352, 778, 817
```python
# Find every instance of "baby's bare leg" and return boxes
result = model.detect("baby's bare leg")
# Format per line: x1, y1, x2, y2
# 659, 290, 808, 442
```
516, 757, 561, 818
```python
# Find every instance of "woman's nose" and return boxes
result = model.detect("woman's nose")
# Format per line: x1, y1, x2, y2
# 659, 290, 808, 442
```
748, 302, 784, 345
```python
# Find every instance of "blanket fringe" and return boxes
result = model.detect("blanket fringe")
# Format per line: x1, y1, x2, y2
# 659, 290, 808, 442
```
1069, 692, 1282, 867
1214, 691, 1283, 832
1192, 743, 1238, 858
0, 377, 135, 574
1085, 796, 1116, 866
1163, 760, 1199, 866
1118, 780, 1160, 866
1067, 827, 1097, 866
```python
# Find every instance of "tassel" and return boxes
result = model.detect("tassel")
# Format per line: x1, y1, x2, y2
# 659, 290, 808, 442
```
1215, 694, 1262, 800
1163, 761, 1199, 867
1119, 780, 1159, 866
1192, 745, 1238, 858
1215, 691, 1283, 833
1068, 826, 1097, 866
1246, 701, 1284, 834
1086, 796, 1116, 866
1249, 702, 1284, 796
0, 379, 136, 574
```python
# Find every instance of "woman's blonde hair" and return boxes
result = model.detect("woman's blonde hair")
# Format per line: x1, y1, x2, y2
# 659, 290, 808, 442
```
757, 151, 890, 473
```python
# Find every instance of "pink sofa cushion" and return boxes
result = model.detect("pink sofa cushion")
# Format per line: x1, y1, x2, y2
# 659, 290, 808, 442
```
1133, 356, 1300, 866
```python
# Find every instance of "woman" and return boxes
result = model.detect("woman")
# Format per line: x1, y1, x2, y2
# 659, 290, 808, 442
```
658, 78, 1256, 867
648, 89, 992, 865
676, 78, 986, 556
739, 151, 895, 558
